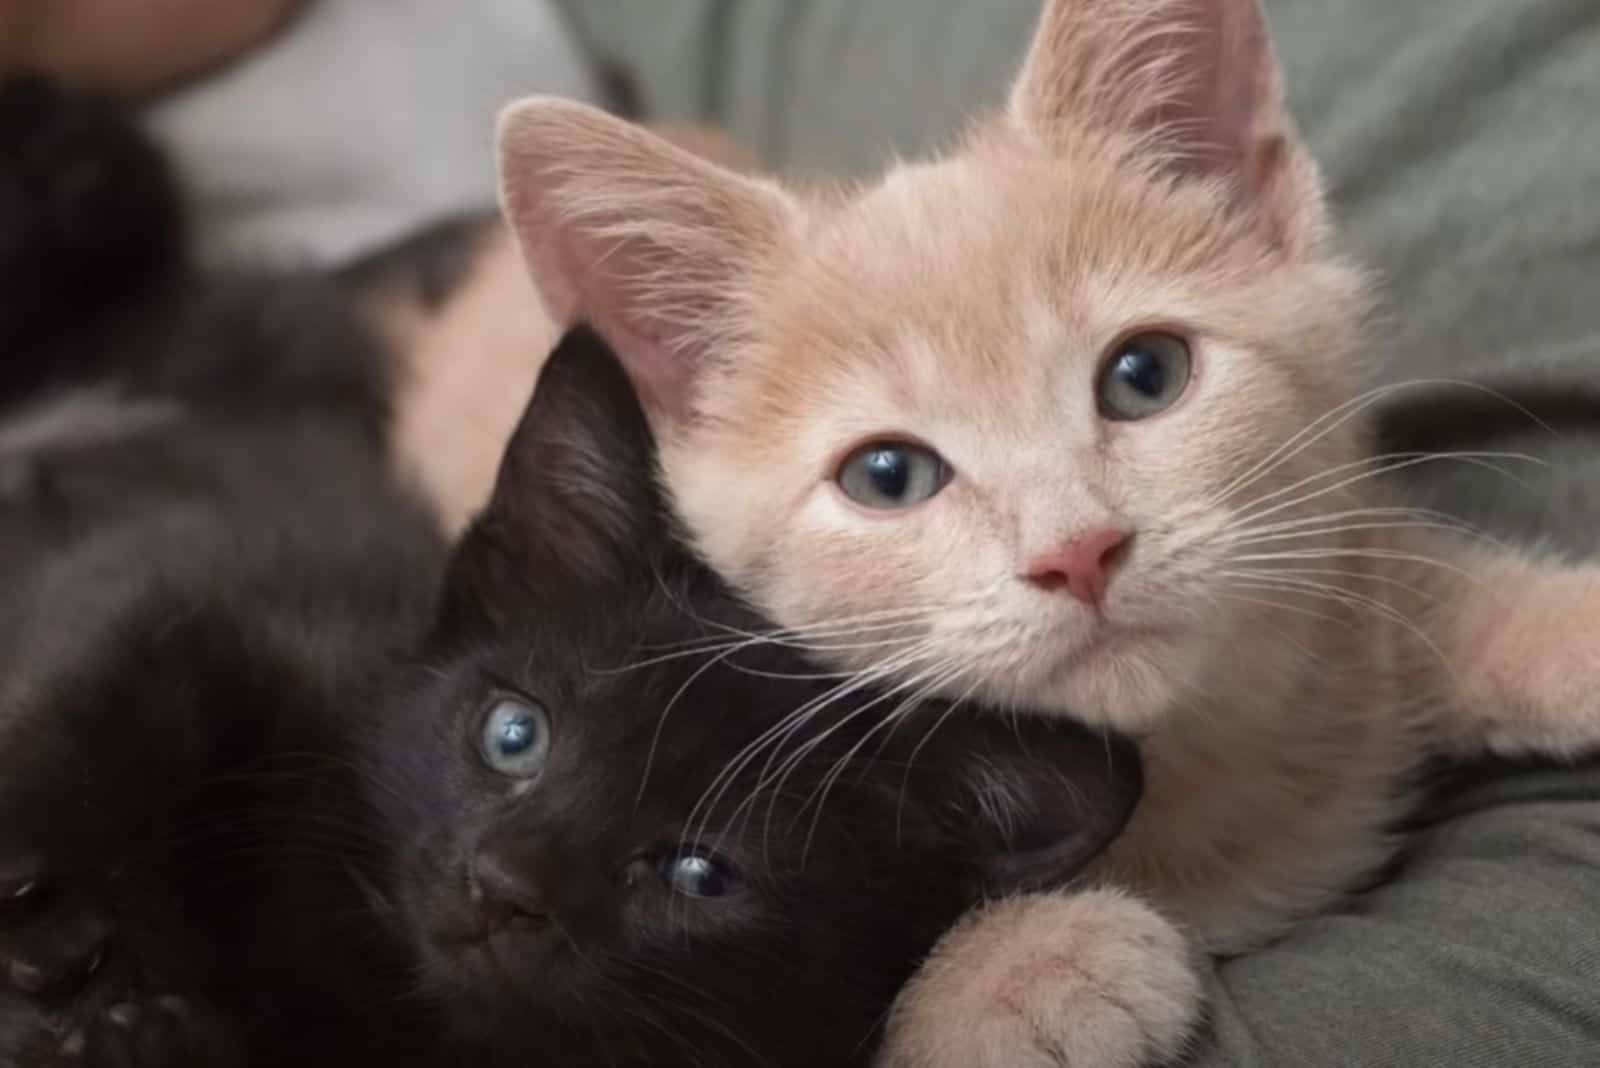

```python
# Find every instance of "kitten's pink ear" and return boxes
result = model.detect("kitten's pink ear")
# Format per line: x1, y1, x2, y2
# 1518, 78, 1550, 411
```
1009, 0, 1322, 249
496, 98, 794, 420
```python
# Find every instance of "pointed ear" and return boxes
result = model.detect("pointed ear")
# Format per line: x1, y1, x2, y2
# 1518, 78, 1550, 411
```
436, 325, 670, 638
1009, 0, 1322, 250
907, 714, 1142, 894
496, 97, 795, 421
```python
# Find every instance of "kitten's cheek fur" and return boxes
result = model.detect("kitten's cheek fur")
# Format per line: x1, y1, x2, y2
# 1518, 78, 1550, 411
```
879, 888, 1200, 1068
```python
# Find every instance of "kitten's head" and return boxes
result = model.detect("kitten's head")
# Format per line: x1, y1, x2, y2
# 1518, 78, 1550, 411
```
496, 0, 1374, 731
372, 327, 1142, 1067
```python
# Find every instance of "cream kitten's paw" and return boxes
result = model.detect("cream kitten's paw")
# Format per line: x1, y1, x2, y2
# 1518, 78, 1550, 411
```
1435, 552, 1600, 760
880, 889, 1199, 1068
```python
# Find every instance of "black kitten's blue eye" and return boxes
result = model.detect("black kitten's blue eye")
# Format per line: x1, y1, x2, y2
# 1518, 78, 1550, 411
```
1096, 331, 1192, 421
478, 697, 550, 779
658, 851, 738, 898
836, 441, 951, 510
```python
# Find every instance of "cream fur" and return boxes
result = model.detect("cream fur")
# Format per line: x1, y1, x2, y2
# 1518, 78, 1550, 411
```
492, 2, 1600, 1065
882, 889, 1199, 1068
375, 222, 559, 538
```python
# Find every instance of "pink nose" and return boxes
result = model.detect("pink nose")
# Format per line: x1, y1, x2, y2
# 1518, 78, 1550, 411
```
1024, 527, 1130, 607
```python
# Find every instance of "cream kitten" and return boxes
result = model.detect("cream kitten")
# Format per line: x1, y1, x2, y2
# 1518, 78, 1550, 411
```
491, 1, 1600, 1065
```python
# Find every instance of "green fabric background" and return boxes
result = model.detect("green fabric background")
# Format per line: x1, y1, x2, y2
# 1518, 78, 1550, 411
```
558, 2, 1600, 1063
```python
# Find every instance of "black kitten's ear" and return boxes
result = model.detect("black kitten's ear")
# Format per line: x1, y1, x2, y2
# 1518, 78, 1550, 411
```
907, 713, 1143, 895
437, 324, 670, 637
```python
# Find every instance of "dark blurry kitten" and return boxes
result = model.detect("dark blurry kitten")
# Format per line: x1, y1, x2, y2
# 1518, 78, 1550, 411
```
0, 75, 446, 1067
0, 76, 399, 620
0, 81, 1142, 1067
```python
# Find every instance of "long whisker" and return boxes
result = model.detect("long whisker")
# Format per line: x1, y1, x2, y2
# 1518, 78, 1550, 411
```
655, 579, 1009, 652
1223, 573, 1455, 676
1227, 519, 1487, 550
602, 625, 916, 674
603, 610, 952, 672
1219, 504, 1491, 546
1215, 587, 1357, 626
1231, 450, 1541, 529
740, 649, 953, 848
633, 624, 926, 808
1205, 380, 1431, 510
1226, 564, 1437, 603
1230, 546, 1492, 593
794, 661, 969, 864
678, 643, 939, 857
716, 647, 945, 855
1206, 378, 1554, 512
895, 670, 986, 844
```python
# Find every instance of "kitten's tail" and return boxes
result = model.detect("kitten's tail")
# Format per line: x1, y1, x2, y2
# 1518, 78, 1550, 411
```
0, 76, 186, 388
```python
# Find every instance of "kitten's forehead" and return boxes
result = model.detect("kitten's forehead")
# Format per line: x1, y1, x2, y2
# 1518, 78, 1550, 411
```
681, 129, 1369, 482
826, 137, 1255, 309
717, 132, 1293, 441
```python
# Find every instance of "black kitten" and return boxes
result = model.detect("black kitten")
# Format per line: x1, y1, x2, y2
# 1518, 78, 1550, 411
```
0, 76, 446, 1067
0, 82, 1142, 1067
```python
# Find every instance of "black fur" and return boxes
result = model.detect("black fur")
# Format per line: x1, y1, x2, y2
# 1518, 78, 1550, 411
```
0, 82, 1142, 1067
0, 76, 445, 1068
0, 76, 184, 389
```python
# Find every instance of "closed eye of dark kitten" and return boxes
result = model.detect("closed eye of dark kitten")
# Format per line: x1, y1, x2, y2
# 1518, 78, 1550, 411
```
0, 78, 1141, 1068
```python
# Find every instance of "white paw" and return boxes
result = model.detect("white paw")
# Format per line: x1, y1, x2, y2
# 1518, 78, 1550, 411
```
880, 888, 1200, 1068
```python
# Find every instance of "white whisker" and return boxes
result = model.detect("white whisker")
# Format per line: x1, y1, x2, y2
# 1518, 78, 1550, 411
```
1223, 573, 1455, 677
1232, 451, 1540, 529
1230, 546, 1491, 593
1228, 519, 1486, 550
1220, 504, 1491, 546
796, 661, 970, 863
1226, 565, 1436, 603
744, 649, 954, 853
681, 643, 940, 856
1206, 378, 1553, 512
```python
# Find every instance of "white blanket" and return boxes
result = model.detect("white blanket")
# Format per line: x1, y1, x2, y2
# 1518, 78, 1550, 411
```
143, 0, 600, 268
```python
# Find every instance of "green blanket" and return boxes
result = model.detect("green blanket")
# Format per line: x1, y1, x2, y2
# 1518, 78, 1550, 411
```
558, 1, 1600, 1062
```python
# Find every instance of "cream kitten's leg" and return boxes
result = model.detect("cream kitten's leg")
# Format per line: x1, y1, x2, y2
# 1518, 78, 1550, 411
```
879, 889, 1199, 1068
1431, 542, 1600, 758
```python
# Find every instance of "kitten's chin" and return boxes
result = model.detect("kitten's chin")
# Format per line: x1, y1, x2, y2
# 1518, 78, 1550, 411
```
1004, 626, 1202, 734
409, 897, 578, 1004
423, 925, 595, 1032
431, 923, 570, 979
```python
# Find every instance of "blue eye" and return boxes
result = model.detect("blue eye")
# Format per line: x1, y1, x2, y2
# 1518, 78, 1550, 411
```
658, 851, 738, 898
478, 697, 550, 779
1097, 332, 1192, 420
836, 441, 951, 510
